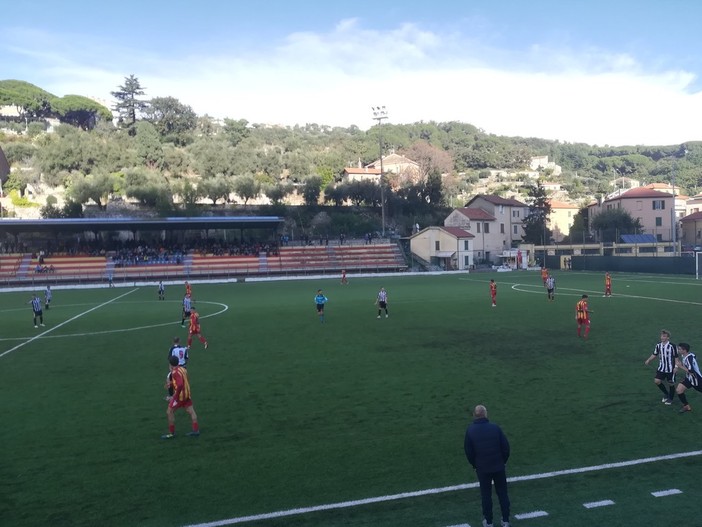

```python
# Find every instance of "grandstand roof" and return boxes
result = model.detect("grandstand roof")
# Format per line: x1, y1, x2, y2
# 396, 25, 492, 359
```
0, 216, 285, 236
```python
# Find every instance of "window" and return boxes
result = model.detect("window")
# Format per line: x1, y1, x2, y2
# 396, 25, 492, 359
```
656, 233, 663, 242
464, 255, 470, 266
636, 200, 642, 211
435, 241, 440, 251
568, 211, 572, 217
500, 223, 505, 234
513, 225, 518, 235
464, 240, 469, 250
499, 205, 504, 214
655, 217, 662, 227
512, 210, 520, 218
477, 223, 481, 233
484, 223, 490, 234
652, 200, 665, 210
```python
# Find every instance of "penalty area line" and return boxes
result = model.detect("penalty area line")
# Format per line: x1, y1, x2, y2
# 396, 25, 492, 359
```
181, 450, 702, 527
0, 288, 139, 359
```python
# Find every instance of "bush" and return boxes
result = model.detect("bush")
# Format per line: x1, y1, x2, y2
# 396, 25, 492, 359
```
9, 189, 39, 208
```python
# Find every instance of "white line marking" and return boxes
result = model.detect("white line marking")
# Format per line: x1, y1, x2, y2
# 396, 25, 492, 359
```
180, 450, 702, 527
445, 524, 470, 527
583, 499, 614, 509
651, 488, 682, 497
0, 301, 228, 342
515, 511, 549, 519
509, 283, 702, 306
0, 289, 138, 359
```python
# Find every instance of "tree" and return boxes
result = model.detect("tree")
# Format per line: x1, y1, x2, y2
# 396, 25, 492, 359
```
264, 182, 293, 205
222, 118, 250, 147
591, 208, 642, 242
53, 95, 112, 130
522, 183, 552, 244
0, 80, 55, 119
302, 176, 323, 205
565, 208, 590, 243
144, 96, 197, 145
1, 142, 36, 166
66, 171, 114, 209
233, 175, 261, 205
134, 121, 164, 169
324, 183, 347, 206
172, 178, 202, 210
422, 170, 445, 206
111, 74, 147, 133
404, 140, 453, 184
198, 174, 233, 205
189, 140, 233, 178
123, 168, 171, 208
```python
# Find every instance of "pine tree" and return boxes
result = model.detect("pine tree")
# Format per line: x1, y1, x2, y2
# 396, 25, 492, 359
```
111, 75, 148, 134
522, 183, 552, 244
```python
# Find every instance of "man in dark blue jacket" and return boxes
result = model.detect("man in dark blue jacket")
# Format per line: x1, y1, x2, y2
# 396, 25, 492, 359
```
464, 405, 511, 527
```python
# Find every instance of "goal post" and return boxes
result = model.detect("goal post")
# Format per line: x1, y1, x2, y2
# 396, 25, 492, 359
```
697, 251, 702, 280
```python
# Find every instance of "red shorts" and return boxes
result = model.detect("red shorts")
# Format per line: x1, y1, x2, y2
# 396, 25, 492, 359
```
169, 398, 193, 410
189, 327, 200, 335
577, 318, 590, 326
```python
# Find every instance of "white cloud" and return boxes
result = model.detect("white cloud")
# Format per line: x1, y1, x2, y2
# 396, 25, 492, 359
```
3, 21, 702, 146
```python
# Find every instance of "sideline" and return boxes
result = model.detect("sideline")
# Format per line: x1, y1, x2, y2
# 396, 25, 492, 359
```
181, 450, 702, 527
0, 288, 138, 359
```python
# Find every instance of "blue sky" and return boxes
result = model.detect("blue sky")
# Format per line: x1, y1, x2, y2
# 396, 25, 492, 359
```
3, 0, 702, 146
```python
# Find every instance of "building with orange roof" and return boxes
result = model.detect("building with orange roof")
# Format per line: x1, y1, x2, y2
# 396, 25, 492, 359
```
588, 187, 675, 242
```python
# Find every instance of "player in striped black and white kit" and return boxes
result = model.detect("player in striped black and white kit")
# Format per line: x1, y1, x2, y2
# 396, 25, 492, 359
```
376, 287, 389, 318
181, 294, 192, 327
674, 343, 701, 413
644, 330, 678, 405
44, 285, 52, 310
545, 275, 555, 302
28, 294, 45, 328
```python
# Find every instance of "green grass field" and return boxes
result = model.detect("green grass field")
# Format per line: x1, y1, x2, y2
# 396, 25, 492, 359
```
2, 270, 701, 527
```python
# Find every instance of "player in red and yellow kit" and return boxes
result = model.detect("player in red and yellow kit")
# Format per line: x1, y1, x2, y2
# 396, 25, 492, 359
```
162, 355, 199, 439
489, 279, 497, 307
541, 267, 548, 285
604, 272, 612, 297
185, 281, 192, 297
575, 294, 591, 339
187, 308, 208, 349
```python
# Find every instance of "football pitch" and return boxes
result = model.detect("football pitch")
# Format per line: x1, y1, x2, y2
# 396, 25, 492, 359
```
2, 270, 701, 527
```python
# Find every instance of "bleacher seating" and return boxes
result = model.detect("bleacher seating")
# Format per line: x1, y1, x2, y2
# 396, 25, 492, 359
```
0, 254, 22, 280
270, 244, 406, 273
32, 256, 108, 280
189, 254, 260, 276
0, 243, 407, 284
111, 262, 185, 279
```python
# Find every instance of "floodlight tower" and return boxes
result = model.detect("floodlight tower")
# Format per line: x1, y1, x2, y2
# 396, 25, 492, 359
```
371, 106, 388, 237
